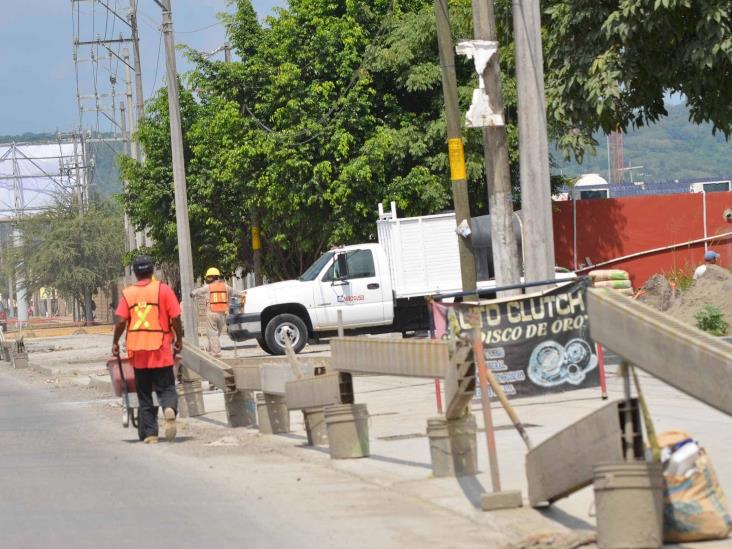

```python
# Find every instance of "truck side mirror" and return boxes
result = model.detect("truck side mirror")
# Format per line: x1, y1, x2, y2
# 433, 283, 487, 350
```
336, 253, 349, 280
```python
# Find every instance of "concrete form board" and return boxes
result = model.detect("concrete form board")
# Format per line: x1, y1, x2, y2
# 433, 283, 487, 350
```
526, 399, 635, 506
231, 364, 262, 391
180, 344, 233, 389
331, 337, 450, 378
285, 372, 353, 410
587, 289, 732, 416
221, 356, 330, 369
260, 363, 315, 396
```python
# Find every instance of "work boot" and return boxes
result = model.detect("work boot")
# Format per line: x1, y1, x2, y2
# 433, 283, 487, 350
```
143, 436, 159, 444
164, 407, 177, 441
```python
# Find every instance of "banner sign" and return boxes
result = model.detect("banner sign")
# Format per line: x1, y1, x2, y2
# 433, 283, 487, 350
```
431, 278, 600, 399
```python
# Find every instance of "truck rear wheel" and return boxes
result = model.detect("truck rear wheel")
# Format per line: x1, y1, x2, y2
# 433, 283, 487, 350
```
264, 313, 307, 355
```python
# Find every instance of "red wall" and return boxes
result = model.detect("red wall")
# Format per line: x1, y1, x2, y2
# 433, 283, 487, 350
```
552, 192, 732, 287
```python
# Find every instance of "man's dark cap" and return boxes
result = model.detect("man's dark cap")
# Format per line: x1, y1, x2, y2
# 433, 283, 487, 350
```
132, 255, 154, 275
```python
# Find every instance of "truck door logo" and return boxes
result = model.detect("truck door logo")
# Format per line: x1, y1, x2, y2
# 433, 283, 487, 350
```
337, 295, 365, 303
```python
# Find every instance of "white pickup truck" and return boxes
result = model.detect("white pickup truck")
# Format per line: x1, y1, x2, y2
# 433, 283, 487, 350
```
227, 203, 569, 354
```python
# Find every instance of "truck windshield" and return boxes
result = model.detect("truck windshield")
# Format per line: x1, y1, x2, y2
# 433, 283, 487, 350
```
298, 251, 334, 281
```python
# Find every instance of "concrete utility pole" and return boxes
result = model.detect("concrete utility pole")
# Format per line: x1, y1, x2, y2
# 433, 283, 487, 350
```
129, 0, 145, 123
512, 0, 555, 285
122, 48, 147, 250
119, 102, 137, 282
127, 4, 150, 248
472, 0, 522, 297
434, 0, 478, 293
123, 50, 138, 165
158, 0, 198, 344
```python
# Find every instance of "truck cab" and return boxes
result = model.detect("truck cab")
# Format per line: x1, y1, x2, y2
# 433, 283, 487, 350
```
227, 243, 395, 355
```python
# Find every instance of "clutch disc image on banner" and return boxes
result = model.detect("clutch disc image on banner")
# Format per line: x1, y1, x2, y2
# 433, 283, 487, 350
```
528, 338, 598, 388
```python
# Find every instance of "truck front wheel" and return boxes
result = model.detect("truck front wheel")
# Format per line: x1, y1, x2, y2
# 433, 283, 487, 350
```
264, 313, 308, 355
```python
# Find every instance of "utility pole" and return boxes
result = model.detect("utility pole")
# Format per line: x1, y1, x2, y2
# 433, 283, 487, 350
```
122, 48, 146, 249
472, 0, 521, 297
512, 0, 555, 285
129, 0, 145, 123
127, 2, 150, 248
434, 0, 478, 293
158, 0, 197, 343
156, 0, 204, 415
119, 102, 136, 282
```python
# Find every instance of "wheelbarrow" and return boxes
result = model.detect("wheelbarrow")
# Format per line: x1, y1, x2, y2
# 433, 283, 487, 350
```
106, 355, 180, 440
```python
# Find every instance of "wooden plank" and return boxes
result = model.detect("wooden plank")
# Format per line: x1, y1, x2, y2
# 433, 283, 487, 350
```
179, 343, 232, 389
526, 399, 640, 506
587, 289, 732, 416
331, 337, 450, 378
285, 372, 353, 410
444, 342, 475, 420
260, 363, 315, 395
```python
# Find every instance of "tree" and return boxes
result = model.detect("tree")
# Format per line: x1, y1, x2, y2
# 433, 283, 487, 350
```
13, 200, 125, 324
123, 0, 732, 283
544, 0, 732, 161
121, 0, 498, 280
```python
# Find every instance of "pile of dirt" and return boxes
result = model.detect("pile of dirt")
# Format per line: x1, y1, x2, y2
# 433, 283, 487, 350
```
664, 265, 732, 330
638, 274, 674, 311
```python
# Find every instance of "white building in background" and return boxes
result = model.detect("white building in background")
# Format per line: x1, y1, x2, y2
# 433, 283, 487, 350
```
571, 173, 609, 200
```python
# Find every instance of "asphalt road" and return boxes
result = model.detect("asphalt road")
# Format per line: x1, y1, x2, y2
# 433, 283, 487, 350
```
0, 370, 300, 549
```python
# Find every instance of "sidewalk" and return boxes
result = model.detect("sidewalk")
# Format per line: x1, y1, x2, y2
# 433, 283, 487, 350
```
16, 331, 732, 547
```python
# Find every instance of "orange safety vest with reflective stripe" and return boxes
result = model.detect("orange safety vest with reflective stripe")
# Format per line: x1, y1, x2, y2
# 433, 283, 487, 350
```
122, 280, 167, 351
209, 281, 229, 313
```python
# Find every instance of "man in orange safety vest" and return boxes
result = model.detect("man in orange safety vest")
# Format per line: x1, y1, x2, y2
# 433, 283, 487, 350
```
190, 267, 244, 358
112, 255, 184, 444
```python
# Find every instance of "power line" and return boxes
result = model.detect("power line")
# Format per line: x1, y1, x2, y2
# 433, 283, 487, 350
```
150, 31, 163, 96
176, 20, 222, 34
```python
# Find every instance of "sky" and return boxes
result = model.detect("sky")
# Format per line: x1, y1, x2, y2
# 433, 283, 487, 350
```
0, 0, 282, 136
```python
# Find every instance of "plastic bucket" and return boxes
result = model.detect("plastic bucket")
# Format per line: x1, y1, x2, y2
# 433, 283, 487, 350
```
324, 403, 369, 459
426, 414, 478, 477
256, 393, 290, 434
303, 408, 328, 446
593, 461, 664, 549
177, 379, 204, 418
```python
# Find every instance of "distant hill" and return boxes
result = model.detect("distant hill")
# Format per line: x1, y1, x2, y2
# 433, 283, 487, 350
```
554, 103, 732, 183
0, 131, 123, 198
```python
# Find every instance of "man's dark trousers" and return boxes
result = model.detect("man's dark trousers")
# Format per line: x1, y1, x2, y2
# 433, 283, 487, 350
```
133, 366, 178, 438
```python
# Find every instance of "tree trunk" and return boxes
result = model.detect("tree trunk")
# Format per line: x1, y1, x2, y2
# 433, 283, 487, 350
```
83, 288, 93, 326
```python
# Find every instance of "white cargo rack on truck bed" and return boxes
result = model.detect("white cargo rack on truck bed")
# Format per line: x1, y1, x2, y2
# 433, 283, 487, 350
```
377, 202, 462, 298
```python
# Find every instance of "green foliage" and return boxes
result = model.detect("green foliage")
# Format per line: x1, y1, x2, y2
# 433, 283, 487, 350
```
545, 0, 732, 161
122, 0, 488, 280
12, 200, 125, 307
119, 0, 732, 282
663, 264, 694, 292
694, 304, 728, 336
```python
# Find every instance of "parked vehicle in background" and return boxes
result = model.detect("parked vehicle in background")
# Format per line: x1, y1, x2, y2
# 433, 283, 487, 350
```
228, 203, 573, 355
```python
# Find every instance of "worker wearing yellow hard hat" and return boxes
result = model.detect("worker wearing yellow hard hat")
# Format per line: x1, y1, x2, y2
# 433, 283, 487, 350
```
190, 267, 244, 358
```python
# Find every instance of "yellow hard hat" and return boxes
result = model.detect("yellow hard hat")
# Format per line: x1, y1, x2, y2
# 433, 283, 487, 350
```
205, 267, 221, 278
